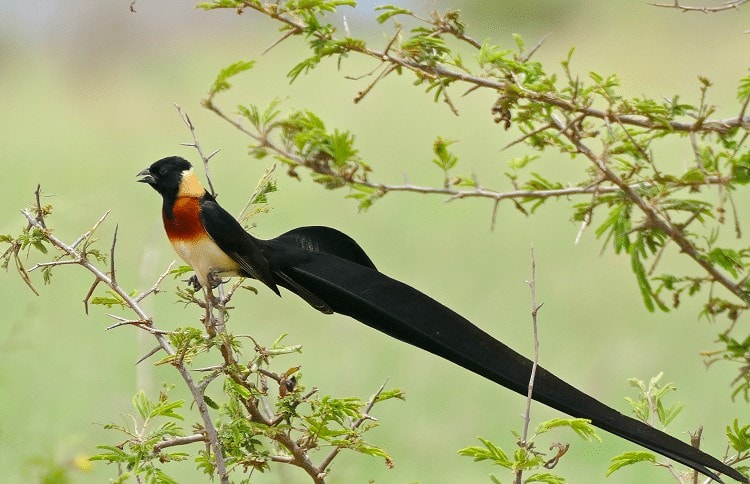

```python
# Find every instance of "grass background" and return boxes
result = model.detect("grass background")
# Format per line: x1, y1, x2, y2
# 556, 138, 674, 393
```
1, 1, 748, 482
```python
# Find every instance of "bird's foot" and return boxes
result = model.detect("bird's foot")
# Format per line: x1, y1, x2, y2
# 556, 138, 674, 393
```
184, 272, 225, 292
184, 275, 202, 292
206, 270, 225, 289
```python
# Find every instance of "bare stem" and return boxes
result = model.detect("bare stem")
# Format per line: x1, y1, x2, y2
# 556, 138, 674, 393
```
516, 246, 543, 484
153, 433, 207, 453
175, 103, 220, 197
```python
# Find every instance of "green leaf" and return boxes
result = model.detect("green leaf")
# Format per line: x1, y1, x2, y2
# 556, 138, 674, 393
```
477, 41, 513, 69
738, 69, 750, 102
507, 154, 539, 170
457, 437, 513, 468
524, 473, 566, 484
432, 136, 458, 171
606, 451, 657, 476
732, 151, 750, 185
132, 389, 184, 422
727, 418, 750, 452
90, 289, 127, 308
89, 445, 129, 463
374, 388, 406, 403
196, 0, 243, 9
630, 241, 655, 312
709, 247, 743, 279
374, 5, 413, 24
209, 60, 255, 96
534, 418, 601, 442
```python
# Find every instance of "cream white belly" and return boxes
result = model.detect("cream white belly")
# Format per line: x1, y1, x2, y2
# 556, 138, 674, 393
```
171, 238, 241, 287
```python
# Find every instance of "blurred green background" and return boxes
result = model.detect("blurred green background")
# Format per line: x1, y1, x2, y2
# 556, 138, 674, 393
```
1, 1, 748, 482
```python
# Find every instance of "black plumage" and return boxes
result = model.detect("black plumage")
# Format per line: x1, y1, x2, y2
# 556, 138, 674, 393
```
139, 156, 746, 483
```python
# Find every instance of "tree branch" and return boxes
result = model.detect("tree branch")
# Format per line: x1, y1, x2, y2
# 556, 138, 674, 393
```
650, 0, 748, 13
550, 116, 750, 307
20, 209, 231, 484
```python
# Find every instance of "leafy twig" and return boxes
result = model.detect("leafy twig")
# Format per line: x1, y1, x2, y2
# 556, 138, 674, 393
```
19, 208, 230, 484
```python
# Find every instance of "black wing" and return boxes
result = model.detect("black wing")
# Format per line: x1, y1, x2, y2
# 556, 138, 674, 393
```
263, 226, 378, 313
199, 203, 340, 312
269, 226, 377, 269
272, 250, 745, 483
198, 195, 280, 295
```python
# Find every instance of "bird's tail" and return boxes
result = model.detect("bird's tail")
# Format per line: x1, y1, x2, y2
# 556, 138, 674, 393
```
284, 253, 745, 483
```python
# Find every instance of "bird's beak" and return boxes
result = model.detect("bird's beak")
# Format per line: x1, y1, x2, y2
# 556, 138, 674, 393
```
137, 168, 155, 184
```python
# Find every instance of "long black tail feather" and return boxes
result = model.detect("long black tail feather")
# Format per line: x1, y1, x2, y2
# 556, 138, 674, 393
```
278, 252, 745, 483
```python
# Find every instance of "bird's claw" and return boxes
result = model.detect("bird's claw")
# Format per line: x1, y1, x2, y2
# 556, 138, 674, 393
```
184, 272, 225, 292
206, 270, 225, 289
185, 275, 202, 292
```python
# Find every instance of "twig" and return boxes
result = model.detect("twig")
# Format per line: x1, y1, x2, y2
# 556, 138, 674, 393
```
28, 260, 81, 271
354, 63, 398, 104
104, 314, 167, 334
262, 27, 301, 55
516, 246, 543, 484
153, 433, 207, 453
521, 33, 551, 62
110, 224, 118, 287
34, 184, 47, 229
206, 97, 729, 208
650, 0, 748, 13
135, 261, 176, 302
135, 345, 163, 366
175, 103, 220, 197
78, 210, 112, 250
237, 163, 277, 222
83, 277, 101, 315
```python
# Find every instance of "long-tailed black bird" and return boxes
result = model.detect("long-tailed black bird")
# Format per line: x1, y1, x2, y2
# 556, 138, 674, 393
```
138, 156, 746, 483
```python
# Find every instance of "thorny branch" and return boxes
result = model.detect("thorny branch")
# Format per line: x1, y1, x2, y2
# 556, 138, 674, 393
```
204, 97, 730, 204
222, 1, 747, 134
550, 115, 750, 308
650, 0, 749, 13
19, 204, 231, 484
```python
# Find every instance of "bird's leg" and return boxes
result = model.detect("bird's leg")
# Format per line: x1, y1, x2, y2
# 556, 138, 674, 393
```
185, 271, 224, 292
207, 269, 225, 289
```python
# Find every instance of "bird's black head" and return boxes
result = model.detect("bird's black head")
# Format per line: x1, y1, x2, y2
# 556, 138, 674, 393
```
137, 156, 193, 199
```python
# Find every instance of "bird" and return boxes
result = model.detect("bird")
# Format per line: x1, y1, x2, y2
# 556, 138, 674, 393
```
138, 155, 746, 483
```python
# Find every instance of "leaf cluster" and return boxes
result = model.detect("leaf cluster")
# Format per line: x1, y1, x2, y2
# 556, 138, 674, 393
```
606, 373, 684, 478
457, 417, 599, 482
90, 388, 188, 484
